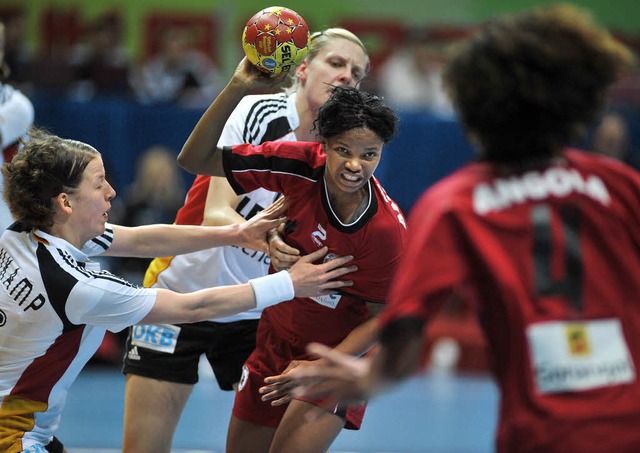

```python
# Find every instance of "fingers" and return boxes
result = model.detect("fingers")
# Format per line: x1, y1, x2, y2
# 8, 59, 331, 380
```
306, 342, 333, 360
299, 246, 329, 263
262, 197, 287, 217
272, 235, 300, 256
261, 217, 287, 231
259, 376, 296, 406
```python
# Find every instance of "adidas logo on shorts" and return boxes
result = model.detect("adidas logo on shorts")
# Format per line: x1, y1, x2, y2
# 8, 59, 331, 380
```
128, 346, 141, 361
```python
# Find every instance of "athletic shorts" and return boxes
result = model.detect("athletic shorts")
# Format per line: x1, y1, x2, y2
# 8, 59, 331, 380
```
232, 320, 366, 430
20, 437, 63, 453
122, 319, 259, 390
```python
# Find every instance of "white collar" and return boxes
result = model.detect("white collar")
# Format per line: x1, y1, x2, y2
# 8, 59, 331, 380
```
32, 229, 89, 263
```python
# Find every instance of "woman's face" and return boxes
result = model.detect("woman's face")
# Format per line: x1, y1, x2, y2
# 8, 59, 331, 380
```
323, 127, 384, 197
297, 37, 368, 111
67, 156, 116, 243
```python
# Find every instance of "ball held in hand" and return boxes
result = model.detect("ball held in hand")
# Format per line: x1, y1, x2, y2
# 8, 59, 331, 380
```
242, 6, 311, 75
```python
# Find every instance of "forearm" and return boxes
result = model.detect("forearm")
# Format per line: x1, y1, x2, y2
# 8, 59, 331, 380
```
143, 285, 256, 324
204, 205, 246, 227
332, 316, 381, 358
143, 271, 295, 324
106, 223, 240, 257
177, 79, 250, 175
375, 317, 425, 381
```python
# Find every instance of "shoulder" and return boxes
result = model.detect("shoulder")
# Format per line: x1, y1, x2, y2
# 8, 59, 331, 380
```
230, 93, 292, 143
234, 93, 289, 121
82, 224, 115, 256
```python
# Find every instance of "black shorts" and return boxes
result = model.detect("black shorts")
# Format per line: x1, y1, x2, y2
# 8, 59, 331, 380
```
46, 437, 64, 453
122, 319, 259, 390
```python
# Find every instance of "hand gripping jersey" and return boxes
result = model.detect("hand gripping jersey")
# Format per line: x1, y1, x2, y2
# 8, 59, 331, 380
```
224, 140, 407, 348
381, 149, 640, 453
0, 223, 155, 452
143, 92, 299, 322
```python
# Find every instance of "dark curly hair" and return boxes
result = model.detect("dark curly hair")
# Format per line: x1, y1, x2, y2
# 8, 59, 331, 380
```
443, 4, 636, 165
314, 86, 398, 144
2, 128, 100, 230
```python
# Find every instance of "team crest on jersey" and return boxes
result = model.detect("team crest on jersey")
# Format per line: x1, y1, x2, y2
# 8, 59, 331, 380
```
310, 252, 343, 309
323, 252, 340, 264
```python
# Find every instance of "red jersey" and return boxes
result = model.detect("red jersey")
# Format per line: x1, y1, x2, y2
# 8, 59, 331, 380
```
224, 141, 407, 348
381, 148, 640, 452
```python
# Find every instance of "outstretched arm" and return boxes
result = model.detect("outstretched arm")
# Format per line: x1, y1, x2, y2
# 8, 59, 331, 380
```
177, 58, 288, 175
283, 317, 425, 404
143, 246, 358, 324
104, 197, 287, 258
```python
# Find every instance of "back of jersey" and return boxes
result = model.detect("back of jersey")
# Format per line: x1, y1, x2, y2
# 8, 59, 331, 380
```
459, 149, 640, 452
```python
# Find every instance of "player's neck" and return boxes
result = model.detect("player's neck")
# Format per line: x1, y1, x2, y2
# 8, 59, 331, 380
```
294, 94, 319, 142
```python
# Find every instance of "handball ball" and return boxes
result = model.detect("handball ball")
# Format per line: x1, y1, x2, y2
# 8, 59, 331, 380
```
242, 6, 310, 75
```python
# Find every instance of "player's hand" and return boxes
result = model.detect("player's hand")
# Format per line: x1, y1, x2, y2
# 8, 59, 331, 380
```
288, 247, 356, 298
286, 343, 372, 404
267, 223, 301, 271
236, 197, 287, 253
229, 58, 290, 92
259, 359, 315, 406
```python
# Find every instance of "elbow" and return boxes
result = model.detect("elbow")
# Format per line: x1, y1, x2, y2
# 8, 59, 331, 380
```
176, 148, 196, 173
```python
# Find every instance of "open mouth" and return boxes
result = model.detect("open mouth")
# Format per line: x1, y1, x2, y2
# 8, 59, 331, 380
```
340, 172, 362, 187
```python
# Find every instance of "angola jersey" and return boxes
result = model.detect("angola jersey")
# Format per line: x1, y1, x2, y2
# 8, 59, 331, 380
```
380, 149, 640, 452
142, 92, 298, 322
224, 140, 407, 348
0, 223, 156, 452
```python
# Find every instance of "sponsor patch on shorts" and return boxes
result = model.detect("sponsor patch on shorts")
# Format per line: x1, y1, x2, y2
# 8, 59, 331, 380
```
130, 324, 181, 354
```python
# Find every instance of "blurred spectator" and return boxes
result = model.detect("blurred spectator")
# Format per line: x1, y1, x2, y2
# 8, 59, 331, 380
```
590, 111, 639, 169
130, 25, 222, 108
68, 12, 131, 100
115, 145, 187, 282
377, 27, 455, 117
0, 20, 34, 231
1, 10, 31, 90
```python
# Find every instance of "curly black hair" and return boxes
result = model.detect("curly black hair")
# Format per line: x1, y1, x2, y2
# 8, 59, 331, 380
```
443, 4, 636, 165
314, 86, 398, 144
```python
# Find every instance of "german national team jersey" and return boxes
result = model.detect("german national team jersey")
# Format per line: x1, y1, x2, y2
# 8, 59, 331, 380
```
224, 140, 407, 348
142, 92, 298, 322
380, 148, 640, 452
0, 223, 156, 452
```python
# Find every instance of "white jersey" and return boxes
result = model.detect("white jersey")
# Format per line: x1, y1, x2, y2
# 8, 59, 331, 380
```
0, 223, 156, 452
145, 92, 299, 323
0, 84, 35, 231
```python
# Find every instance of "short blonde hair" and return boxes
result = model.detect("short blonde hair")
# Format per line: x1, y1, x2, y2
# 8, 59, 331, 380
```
286, 27, 369, 93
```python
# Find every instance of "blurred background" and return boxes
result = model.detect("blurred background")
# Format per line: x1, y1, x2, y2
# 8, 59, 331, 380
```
2, 0, 638, 212
1, 2, 639, 449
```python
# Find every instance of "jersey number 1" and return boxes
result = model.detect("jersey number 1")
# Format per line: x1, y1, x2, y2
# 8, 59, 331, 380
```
531, 204, 583, 313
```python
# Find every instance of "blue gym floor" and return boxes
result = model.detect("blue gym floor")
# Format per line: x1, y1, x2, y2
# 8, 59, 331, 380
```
57, 363, 499, 453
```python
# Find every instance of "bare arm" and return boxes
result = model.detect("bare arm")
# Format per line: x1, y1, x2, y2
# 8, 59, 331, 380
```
104, 197, 287, 257
177, 58, 288, 175
260, 302, 384, 405
141, 246, 358, 324
284, 317, 425, 404
203, 176, 247, 226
